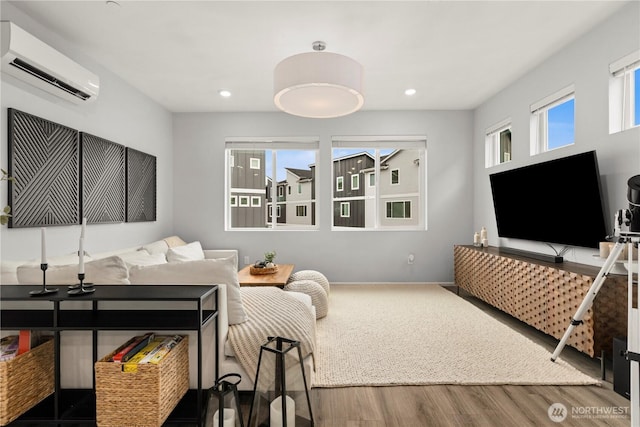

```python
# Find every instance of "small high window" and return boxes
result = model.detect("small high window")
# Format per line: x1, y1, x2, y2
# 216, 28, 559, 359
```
530, 85, 575, 155
485, 119, 512, 168
340, 202, 350, 218
336, 176, 344, 191
609, 50, 640, 133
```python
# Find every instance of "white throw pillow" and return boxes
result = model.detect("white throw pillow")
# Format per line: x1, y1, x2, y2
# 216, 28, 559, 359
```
128, 255, 247, 324
117, 250, 167, 267
166, 241, 205, 263
17, 256, 130, 285
142, 240, 170, 255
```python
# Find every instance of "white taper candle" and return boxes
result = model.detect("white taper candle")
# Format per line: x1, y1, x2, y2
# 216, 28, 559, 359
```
41, 228, 47, 264
79, 237, 85, 275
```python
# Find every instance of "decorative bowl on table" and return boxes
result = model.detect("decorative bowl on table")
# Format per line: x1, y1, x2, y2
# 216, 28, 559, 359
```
250, 264, 278, 275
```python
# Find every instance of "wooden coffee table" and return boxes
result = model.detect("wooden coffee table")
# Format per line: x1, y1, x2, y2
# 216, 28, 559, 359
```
238, 264, 295, 287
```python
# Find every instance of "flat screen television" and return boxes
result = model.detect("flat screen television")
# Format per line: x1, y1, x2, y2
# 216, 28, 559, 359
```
489, 151, 608, 250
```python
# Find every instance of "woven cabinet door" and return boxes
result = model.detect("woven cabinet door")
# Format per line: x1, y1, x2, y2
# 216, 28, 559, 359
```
546, 269, 595, 357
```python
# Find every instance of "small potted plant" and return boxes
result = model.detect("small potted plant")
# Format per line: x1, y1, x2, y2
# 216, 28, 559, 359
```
264, 250, 276, 268
251, 250, 278, 274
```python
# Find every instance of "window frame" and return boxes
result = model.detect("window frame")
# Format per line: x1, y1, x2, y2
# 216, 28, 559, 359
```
336, 176, 344, 192
331, 136, 427, 231
340, 202, 350, 218
530, 84, 575, 155
351, 174, 360, 190
239, 196, 249, 207
391, 169, 399, 185
296, 205, 307, 217
485, 118, 512, 168
225, 137, 319, 231
609, 50, 640, 134
250, 158, 260, 170
251, 196, 261, 207
386, 200, 412, 219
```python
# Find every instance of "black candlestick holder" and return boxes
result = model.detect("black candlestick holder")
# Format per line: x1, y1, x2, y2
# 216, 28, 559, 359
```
29, 263, 58, 296
68, 273, 95, 295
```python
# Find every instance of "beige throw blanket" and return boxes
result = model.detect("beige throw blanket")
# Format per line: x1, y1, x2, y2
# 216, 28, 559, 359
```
228, 287, 316, 383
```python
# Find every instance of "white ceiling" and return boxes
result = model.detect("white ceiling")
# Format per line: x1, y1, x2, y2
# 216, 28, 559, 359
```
9, 1, 630, 113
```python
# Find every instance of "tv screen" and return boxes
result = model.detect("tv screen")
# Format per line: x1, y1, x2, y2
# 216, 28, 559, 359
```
489, 151, 608, 249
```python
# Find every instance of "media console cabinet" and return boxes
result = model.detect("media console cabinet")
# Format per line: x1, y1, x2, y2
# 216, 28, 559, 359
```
0, 284, 218, 426
454, 245, 630, 358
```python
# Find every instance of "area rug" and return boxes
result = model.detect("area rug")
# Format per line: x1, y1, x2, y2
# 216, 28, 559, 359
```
313, 284, 599, 387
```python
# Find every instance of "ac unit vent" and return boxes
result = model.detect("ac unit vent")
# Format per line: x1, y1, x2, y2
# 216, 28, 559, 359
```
10, 58, 92, 101
1, 21, 100, 104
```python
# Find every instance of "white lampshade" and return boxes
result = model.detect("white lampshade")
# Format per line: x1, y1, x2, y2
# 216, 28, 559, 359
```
274, 51, 364, 119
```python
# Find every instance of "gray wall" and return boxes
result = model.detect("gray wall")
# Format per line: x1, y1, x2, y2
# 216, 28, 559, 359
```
0, 3, 174, 262
473, 2, 640, 266
172, 111, 474, 283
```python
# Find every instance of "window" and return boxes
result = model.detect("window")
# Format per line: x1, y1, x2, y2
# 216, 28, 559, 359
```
386, 201, 411, 219
351, 174, 359, 190
391, 169, 399, 185
485, 119, 512, 168
230, 195, 237, 206
336, 176, 344, 191
340, 202, 350, 217
530, 85, 575, 155
609, 50, 640, 133
225, 137, 318, 230
332, 136, 426, 230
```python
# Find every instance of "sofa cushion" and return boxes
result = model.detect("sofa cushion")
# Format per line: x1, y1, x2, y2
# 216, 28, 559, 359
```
166, 241, 205, 262
142, 240, 170, 255
128, 255, 248, 325
163, 235, 187, 248
17, 256, 130, 285
117, 250, 167, 267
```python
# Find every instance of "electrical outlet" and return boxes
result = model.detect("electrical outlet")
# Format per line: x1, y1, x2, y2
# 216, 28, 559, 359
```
244, 255, 250, 266
408, 253, 415, 265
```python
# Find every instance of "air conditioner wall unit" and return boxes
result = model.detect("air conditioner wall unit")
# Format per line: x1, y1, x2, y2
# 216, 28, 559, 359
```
1, 21, 100, 104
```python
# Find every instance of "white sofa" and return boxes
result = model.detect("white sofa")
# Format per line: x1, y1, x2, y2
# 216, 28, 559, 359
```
0, 237, 316, 391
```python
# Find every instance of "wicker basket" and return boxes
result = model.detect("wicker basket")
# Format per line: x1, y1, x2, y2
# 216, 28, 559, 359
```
250, 265, 278, 275
95, 336, 189, 427
0, 337, 54, 426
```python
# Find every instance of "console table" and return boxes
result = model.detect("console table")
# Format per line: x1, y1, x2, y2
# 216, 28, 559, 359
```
0, 284, 218, 426
454, 245, 629, 358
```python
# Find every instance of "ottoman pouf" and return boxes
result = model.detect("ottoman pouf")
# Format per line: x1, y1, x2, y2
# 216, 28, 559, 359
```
288, 270, 330, 295
284, 280, 328, 319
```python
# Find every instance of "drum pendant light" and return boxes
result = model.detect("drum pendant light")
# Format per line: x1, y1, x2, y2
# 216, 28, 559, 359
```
274, 41, 364, 119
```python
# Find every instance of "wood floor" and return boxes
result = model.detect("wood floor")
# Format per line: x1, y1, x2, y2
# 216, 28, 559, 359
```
205, 286, 632, 427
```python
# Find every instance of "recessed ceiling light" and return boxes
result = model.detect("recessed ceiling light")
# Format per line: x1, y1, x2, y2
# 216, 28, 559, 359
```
218, 90, 232, 98
405, 88, 417, 96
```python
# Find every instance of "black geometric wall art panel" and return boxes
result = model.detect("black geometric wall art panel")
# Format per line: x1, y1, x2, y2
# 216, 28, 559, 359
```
81, 132, 125, 224
8, 108, 79, 228
126, 147, 156, 222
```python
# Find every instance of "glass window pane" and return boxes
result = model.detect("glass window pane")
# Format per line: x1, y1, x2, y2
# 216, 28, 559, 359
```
499, 129, 512, 163
228, 147, 316, 230
547, 98, 575, 150
332, 146, 423, 230
635, 67, 640, 126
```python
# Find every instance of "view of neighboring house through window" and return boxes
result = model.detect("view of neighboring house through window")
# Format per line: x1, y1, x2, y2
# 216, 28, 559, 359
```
609, 50, 640, 133
225, 138, 318, 230
331, 136, 426, 230
530, 84, 575, 155
485, 118, 512, 168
